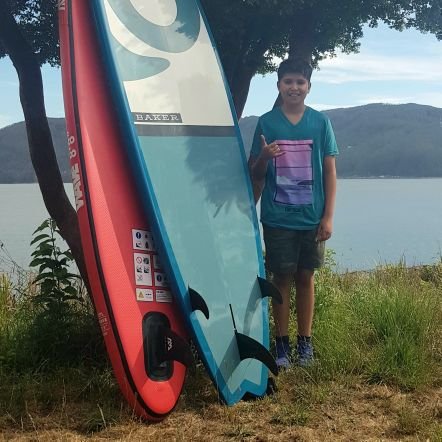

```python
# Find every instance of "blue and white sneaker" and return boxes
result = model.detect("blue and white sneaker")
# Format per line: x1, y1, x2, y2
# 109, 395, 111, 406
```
296, 337, 314, 367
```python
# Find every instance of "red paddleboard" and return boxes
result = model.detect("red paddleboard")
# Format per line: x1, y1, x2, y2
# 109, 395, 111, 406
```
58, 0, 190, 420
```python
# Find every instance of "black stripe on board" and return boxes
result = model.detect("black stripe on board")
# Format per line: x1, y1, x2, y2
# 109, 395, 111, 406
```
134, 124, 236, 137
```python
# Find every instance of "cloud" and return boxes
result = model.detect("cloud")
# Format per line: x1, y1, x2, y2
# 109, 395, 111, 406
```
315, 52, 442, 84
309, 103, 355, 111
310, 92, 442, 111
0, 114, 15, 128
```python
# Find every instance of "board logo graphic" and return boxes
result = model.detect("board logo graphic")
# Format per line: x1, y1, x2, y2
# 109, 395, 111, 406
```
107, 0, 201, 80
133, 112, 183, 124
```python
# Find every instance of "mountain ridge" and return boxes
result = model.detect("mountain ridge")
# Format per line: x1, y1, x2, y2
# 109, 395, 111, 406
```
0, 103, 441, 183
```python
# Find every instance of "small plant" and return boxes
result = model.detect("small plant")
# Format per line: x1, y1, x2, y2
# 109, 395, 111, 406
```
13, 218, 104, 369
29, 218, 83, 313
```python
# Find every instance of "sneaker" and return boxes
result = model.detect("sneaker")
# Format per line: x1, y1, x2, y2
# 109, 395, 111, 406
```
296, 338, 314, 367
276, 354, 291, 370
275, 337, 292, 370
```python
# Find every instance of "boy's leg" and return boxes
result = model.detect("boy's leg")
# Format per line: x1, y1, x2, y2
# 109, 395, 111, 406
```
294, 269, 315, 366
294, 229, 324, 366
262, 225, 299, 368
272, 272, 294, 337
294, 269, 315, 337
272, 272, 294, 368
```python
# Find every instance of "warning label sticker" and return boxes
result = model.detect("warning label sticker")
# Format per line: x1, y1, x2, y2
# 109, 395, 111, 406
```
136, 288, 154, 302
153, 254, 162, 270
156, 290, 172, 303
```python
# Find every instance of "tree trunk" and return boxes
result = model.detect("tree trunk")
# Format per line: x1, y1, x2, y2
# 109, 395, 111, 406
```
230, 65, 256, 119
0, 3, 89, 287
273, 35, 314, 109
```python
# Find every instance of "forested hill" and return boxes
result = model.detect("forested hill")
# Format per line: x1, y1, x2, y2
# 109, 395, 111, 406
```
0, 118, 70, 183
0, 103, 441, 183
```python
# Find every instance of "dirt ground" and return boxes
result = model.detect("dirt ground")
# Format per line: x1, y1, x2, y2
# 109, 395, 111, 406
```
1, 380, 440, 441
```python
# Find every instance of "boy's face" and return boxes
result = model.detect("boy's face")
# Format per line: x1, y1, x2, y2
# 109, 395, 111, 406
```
277, 73, 311, 106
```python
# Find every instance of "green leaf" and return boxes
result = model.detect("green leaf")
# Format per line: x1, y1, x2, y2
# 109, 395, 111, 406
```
63, 250, 74, 260
29, 257, 47, 268
64, 286, 79, 296
32, 219, 50, 234
34, 272, 55, 283
30, 233, 50, 245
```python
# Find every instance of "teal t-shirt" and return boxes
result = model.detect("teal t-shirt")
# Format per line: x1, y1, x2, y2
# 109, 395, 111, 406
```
250, 106, 339, 230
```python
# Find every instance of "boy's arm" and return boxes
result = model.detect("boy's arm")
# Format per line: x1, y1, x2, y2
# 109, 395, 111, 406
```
248, 135, 284, 203
317, 155, 337, 241
248, 156, 265, 204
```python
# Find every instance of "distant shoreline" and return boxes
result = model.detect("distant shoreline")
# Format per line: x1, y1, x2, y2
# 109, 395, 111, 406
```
338, 176, 442, 180
1, 176, 442, 185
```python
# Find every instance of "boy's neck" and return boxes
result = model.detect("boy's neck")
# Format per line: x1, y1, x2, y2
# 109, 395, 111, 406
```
280, 102, 306, 124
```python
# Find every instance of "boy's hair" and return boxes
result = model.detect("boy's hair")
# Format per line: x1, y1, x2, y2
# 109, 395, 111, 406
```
277, 58, 313, 82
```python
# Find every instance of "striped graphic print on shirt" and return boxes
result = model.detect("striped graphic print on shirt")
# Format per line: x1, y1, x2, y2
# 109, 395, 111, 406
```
273, 140, 313, 205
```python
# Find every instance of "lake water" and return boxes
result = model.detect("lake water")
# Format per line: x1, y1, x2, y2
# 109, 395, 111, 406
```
0, 179, 441, 271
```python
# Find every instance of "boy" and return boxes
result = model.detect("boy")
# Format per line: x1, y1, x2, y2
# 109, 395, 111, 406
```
248, 58, 338, 368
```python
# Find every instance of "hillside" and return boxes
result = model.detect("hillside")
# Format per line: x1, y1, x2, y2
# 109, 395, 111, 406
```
0, 118, 70, 183
242, 103, 442, 178
0, 103, 441, 182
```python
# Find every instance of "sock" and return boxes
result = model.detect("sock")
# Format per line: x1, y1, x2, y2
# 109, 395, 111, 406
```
297, 335, 311, 343
275, 336, 290, 355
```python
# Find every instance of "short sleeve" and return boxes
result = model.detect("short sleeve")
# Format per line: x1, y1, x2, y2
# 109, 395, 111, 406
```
324, 117, 339, 156
249, 119, 263, 160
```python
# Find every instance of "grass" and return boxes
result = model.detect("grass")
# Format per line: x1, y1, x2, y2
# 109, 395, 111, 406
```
0, 257, 441, 441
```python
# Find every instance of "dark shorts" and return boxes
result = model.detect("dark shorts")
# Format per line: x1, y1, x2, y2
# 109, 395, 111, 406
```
263, 225, 325, 274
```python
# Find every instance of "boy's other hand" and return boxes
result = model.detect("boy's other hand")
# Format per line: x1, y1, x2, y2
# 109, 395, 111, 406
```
259, 135, 285, 161
316, 217, 333, 241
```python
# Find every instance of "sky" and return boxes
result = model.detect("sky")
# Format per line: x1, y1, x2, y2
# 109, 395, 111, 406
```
0, 23, 441, 128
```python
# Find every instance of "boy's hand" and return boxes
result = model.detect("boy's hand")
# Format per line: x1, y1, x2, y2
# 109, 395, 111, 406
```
316, 217, 333, 241
259, 135, 285, 161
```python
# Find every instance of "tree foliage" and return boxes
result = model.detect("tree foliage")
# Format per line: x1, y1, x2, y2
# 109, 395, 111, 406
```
0, 0, 59, 66
1, 0, 441, 114
200, 0, 442, 114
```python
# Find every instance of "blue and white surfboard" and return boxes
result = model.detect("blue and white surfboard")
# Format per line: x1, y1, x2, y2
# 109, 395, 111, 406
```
91, 0, 280, 404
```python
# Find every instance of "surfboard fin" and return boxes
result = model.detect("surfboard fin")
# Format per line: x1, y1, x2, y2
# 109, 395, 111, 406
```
257, 276, 283, 304
189, 287, 210, 319
235, 332, 278, 376
156, 327, 193, 368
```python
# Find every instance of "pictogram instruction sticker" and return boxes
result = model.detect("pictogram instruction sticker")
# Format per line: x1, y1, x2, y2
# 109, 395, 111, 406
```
134, 253, 152, 286
156, 290, 172, 303
154, 271, 167, 287
136, 288, 154, 302
132, 229, 155, 252
153, 254, 162, 270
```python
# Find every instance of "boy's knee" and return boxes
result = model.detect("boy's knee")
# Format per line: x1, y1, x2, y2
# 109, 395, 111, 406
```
295, 269, 314, 286
272, 272, 294, 290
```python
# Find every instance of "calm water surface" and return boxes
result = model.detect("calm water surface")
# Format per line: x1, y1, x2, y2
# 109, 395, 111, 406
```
0, 180, 441, 271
